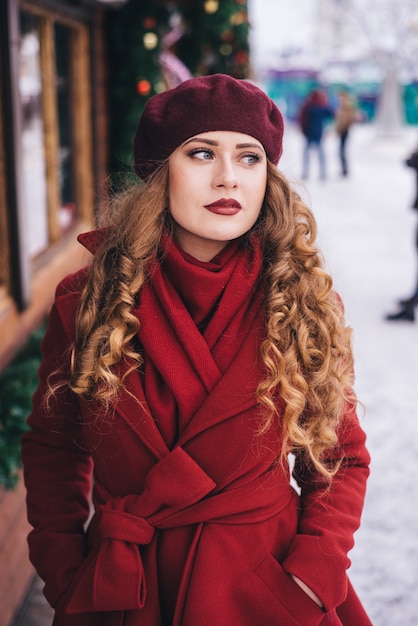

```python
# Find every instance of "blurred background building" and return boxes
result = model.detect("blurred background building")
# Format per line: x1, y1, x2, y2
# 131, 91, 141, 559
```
253, 0, 418, 125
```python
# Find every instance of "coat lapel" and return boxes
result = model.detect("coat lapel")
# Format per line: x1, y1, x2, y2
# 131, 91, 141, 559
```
178, 313, 266, 445
109, 361, 169, 459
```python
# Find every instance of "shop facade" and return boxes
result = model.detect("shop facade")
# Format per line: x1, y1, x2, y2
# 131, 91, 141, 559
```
0, 0, 109, 371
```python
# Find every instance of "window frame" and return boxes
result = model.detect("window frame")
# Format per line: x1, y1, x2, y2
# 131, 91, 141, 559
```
0, 0, 94, 312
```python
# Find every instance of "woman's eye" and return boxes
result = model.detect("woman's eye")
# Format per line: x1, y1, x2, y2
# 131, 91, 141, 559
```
242, 153, 262, 165
188, 148, 214, 160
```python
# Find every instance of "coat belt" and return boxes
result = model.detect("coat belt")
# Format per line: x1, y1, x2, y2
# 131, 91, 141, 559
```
65, 446, 292, 614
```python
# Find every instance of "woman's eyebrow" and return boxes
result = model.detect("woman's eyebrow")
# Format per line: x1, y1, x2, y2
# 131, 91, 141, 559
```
236, 142, 265, 151
182, 138, 264, 151
182, 137, 218, 146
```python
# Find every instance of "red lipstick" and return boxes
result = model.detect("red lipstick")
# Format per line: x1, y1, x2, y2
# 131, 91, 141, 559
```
204, 198, 241, 215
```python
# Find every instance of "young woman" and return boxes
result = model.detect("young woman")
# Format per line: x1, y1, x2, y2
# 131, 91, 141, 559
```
21, 74, 371, 626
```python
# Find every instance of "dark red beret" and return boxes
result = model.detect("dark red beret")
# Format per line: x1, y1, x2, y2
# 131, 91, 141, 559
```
133, 73, 284, 179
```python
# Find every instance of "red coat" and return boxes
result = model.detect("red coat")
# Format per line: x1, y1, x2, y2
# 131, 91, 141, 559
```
22, 233, 371, 626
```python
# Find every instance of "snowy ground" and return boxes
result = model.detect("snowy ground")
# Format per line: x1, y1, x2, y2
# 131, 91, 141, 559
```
281, 122, 418, 626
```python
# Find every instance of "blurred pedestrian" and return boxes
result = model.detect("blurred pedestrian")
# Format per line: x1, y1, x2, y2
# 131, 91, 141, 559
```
406, 148, 418, 210
21, 74, 371, 625
298, 89, 334, 180
385, 148, 418, 322
335, 90, 360, 177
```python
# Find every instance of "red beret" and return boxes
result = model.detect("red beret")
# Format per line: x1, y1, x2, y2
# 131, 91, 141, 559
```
133, 73, 284, 180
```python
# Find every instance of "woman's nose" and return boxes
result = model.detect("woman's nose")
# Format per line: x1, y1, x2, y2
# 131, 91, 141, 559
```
212, 159, 239, 189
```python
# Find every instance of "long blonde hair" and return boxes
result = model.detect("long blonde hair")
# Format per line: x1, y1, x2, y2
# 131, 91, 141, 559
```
57, 161, 356, 478
255, 162, 355, 477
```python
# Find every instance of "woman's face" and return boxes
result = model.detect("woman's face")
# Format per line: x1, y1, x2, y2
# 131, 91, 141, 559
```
168, 130, 267, 261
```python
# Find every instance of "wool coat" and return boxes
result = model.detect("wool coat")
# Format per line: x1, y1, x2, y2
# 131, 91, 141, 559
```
21, 231, 371, 626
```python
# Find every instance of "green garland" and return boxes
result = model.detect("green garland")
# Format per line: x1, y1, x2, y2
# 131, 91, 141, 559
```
106, 1, 171, 180
176, 0, 250, 79
0, 325, 45, 489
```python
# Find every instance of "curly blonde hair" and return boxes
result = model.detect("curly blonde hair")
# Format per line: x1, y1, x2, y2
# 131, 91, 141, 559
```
255, 162, 355, 478
60, 161, 356, 479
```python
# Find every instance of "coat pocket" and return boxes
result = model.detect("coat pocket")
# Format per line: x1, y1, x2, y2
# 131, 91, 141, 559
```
253, 554, 340, 626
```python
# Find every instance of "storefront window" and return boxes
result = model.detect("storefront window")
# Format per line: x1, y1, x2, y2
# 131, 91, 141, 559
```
19, 12, 48, 258
54, 22, 77, 232
0, 0, 94, 327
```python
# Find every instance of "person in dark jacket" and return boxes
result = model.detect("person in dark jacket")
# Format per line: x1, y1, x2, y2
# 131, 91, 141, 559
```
21, 74, 371, 626
386, 148, 418, 322
299, 89, 334, 180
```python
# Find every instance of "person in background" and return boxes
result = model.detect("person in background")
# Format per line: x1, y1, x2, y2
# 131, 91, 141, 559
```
21, 74, 371, 626
299, 88, 334, 180
335, 90, 360, 177
386, 147, 418, 322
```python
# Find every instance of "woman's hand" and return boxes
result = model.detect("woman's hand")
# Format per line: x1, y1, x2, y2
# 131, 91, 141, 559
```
290, 574, 323, 609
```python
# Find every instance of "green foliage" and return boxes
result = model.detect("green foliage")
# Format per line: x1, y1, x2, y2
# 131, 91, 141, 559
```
177, 0, 250, 78
0, 325, 45, 489
106, 1, 171, 179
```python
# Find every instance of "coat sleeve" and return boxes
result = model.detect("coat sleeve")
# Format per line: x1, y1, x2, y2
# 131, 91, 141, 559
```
21, 275, 93, 613
282, 402, 370, 613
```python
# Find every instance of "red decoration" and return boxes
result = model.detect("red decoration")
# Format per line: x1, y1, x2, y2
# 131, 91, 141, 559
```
143, 17, 156, 29
221, 29, 234, 42
137, 79, 152, 96
230, 10, 247, 26
234, 50, 248, 66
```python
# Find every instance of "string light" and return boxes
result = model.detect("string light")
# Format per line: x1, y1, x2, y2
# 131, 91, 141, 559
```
219, 43, 233, 56
230, 11, 247, 26
204, 1, 219, 14
136, 79, 151, 96
143, 32, 158, 50
142, 17, 156, 29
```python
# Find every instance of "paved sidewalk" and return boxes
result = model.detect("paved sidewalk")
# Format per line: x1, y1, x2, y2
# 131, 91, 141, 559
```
11, 575, 53, 626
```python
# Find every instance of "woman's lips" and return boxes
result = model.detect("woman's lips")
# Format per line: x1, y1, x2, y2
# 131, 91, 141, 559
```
204, 198, 241, 215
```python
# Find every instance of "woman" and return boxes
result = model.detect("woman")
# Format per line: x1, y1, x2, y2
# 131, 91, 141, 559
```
21, 74, 371, 626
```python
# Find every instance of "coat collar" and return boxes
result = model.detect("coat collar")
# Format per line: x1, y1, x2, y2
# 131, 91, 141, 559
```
77, 227, 113, 255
